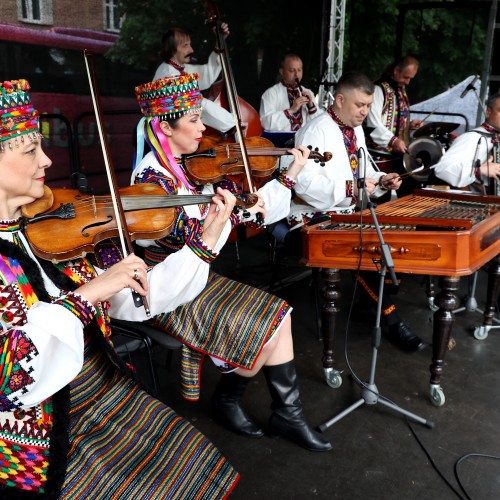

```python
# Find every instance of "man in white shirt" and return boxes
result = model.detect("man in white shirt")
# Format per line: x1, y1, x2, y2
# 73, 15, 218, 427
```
365, 55, 423, 196
434, 92, 500, 191
288, 71, 426, 353
154, 25, 236, 135
260, 54, 320, 134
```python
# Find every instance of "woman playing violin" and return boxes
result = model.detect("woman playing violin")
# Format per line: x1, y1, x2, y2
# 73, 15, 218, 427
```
0, 79, 240, 498
131, 72, 332, 452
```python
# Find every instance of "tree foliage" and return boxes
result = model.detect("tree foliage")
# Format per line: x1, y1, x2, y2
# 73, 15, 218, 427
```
109, 0, 491, 108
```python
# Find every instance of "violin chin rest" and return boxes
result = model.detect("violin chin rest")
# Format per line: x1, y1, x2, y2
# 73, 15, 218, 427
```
22, 185, 54, 218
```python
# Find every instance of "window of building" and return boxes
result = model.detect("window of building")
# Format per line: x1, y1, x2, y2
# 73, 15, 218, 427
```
104, 0, 123, 33
17, 0, 53, 25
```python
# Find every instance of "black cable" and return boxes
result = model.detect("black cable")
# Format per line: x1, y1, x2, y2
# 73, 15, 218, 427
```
406, 418, 465, 500
341, 193, 365, 389
340, 159, 500, 500
454, 453, 500, 500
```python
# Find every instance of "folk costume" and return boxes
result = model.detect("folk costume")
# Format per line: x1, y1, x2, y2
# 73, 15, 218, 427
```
288, 108, 387, 229
366, 77, 417, 197
132, 73, 293, 401
259, 81, 320, 133
0, 79, 239, 499
131, 73, 332, 452
366, 80, 411, 153
154, 51, 235, 134
434, 122, 500, 189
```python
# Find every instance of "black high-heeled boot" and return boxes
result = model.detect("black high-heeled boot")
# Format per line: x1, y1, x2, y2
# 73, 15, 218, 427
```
263, 361, 332, 452
211, 372, 264, 438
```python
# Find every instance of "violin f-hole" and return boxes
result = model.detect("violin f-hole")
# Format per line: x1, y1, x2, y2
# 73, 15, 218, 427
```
81, 216, 114, 238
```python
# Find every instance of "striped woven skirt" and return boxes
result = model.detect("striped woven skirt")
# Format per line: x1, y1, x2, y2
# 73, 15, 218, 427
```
151, 273, 291, 401
58, 327, 239, 499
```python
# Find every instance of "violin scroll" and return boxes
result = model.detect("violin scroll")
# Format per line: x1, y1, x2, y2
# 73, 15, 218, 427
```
307, 146, 333, 167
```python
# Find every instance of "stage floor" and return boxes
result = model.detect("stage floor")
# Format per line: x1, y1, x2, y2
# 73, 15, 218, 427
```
119, 232, 500, 500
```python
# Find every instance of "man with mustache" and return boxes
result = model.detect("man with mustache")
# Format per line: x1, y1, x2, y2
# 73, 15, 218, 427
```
154, 25, 236, 136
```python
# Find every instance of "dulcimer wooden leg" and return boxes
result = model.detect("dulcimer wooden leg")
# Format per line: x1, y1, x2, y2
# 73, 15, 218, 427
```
320, 268, 343, 388
482, 255, 500, 327
429, 275, 460, 406
471, 255, 500, 340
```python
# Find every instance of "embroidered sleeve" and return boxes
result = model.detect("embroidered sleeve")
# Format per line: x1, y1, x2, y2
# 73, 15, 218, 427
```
184, 219, 219, 264
93, 240, 124, 269
136, 167, 178, 195
53, 291, 96, 327
276, 174, 297, 190
0, 329, 38, 411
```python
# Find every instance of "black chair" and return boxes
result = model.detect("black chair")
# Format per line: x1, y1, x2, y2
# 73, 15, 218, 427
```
266, 219, 322, 339
111, 318, 182, 397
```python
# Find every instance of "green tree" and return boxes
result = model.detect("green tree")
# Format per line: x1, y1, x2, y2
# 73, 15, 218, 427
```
346, 0, 489, 102
109, 0, 490, 108
108, 0, 324, 108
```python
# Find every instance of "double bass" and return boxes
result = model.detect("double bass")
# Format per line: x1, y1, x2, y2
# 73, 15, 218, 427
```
203, 0, 266, 237
203, 1, 262, 139
207, 80, 262, 138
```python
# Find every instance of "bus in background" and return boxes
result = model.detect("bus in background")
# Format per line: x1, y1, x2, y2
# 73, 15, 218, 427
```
0, 22, 153, 193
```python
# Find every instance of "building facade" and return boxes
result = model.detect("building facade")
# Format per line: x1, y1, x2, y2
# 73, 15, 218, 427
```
1, 0, 121, 33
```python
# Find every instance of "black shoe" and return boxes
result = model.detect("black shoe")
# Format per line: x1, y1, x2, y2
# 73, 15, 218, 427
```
263, 361, 333, 452
386, 321, 427, 352
268, 413, 333, 452
212, 373, 264, 438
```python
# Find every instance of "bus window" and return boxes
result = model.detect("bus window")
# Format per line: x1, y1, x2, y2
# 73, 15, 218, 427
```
0, 24, 152, 194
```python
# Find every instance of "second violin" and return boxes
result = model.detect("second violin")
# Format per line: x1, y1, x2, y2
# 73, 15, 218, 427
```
183, 136, 332, 184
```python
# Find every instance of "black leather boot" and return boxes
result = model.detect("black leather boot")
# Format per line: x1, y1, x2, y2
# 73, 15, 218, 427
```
212, 372, 264, 438
263, 361, 332, 452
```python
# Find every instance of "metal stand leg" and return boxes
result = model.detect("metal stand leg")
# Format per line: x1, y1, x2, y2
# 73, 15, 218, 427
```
318, 264, 434, 432
453, 264, 500, 340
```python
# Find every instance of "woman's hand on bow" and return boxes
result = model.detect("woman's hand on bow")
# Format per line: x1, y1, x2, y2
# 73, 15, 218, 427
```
76, 254, 148, 304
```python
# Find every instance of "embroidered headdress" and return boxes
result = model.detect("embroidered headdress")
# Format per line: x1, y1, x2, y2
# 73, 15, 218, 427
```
135, 73, 202, 121
0, 79, 41, 152
133, 73, 203, 190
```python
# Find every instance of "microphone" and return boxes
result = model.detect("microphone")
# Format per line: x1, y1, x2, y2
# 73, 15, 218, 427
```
460, 75, 479, 99
357, 147, 367, 209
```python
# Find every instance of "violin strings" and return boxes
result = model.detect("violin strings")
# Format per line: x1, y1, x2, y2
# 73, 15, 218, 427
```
56, 194, 216, 216
214, 145, 286, 156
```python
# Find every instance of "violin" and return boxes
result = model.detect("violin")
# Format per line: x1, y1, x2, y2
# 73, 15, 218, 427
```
22, 184, 258, 262
183, 136, 333, 185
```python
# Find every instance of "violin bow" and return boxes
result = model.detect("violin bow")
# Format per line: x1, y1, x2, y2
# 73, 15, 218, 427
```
83, 50, 150, 316
205, 1, 263, 224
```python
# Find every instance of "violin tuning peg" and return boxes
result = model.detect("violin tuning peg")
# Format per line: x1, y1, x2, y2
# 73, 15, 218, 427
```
320, 162, 325, 167
307, 145, 312, 150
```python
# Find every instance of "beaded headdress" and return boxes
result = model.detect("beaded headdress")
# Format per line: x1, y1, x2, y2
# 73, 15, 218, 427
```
135, 73, 202, 120
133, 73, 203, 190
0, 79, 41, 152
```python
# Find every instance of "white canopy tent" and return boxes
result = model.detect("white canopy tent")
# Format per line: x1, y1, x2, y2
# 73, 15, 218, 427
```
410, 75, 486, 135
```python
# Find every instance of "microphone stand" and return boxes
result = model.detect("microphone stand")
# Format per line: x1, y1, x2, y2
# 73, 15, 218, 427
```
318, 173, 434, 432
